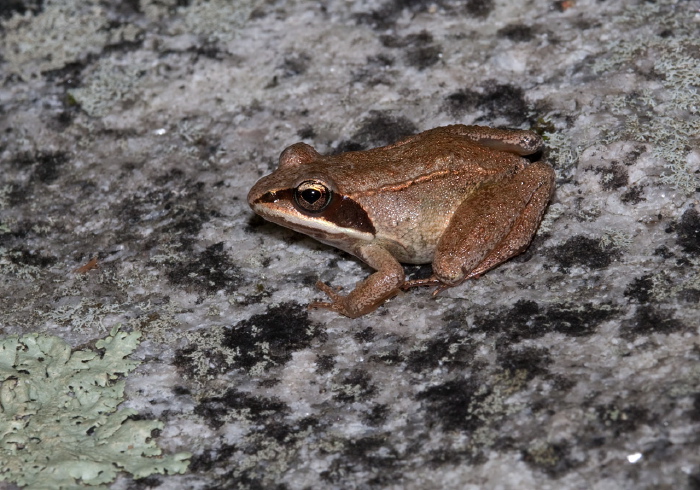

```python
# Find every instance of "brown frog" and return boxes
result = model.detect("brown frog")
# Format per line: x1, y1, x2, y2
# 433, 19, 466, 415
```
248, 125, 555, 318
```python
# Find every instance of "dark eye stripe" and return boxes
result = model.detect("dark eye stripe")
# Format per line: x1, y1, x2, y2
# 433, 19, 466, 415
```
256, 189, 375, 234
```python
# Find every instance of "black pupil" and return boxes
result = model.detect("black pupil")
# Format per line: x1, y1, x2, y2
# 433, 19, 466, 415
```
301, 188, 321, 203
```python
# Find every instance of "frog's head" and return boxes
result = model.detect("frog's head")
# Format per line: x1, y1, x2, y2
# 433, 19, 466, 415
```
247, 142, 375, 248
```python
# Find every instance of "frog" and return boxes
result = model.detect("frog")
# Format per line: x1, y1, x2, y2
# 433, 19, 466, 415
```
247, 124, 555, 318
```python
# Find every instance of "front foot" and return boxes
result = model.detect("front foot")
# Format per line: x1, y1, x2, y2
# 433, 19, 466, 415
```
308, 277, 402, 319
308, 281, 360, 318
308, 244, 405, 318
310, 281, 377, 319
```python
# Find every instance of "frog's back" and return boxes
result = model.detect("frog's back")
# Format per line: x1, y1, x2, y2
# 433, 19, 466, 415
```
327, 125, 530, 196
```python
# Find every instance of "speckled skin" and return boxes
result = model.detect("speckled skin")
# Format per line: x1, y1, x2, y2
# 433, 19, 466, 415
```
248, 125, 555, 318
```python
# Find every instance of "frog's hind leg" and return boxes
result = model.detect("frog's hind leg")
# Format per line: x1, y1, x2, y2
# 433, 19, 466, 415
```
431, 160, 555, 288
445, 125, 544, 156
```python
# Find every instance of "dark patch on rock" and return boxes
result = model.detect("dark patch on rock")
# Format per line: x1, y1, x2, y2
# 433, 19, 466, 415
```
322, 434, 400, 486
594, 403, 650, 437
43, 61, 86, 88
51, 108, 77, 132
188, 444, 237, 474
133, 475, 162, 487
194, 388, 289, 429
523, 440, 578, 477
550, 374, 577, 392
220, 303, 323, 371
417, 378, 487, 432
258, 378, 281, 389
31, 152, 68, 184
297, 125, 316, 139
315, 354, 336, 374
424, 446, 487, 467
118, 176, 213, 252
540, 303, 616, 337
166, 242, 242, 294
690, 393, 700, 422
464, 0, 494, 17
405, 331, 475, 373
443, 83, 530, 124
679, 288, 700, 303
380, 30, 434, 49
547, 235, 618, 271
279, 52, 311, 78
199, 416, 319, 488
594, 161, 628, 190
333, 140, 366, 154
162, 202, 212, 241
619, 305, 687, 340
363, 404, 390, 426
0, 0, 42, 19
496, 344, 552, 381
497, 24, 534, 42
354, 0, 435, 29
172, 385, 190, 396
624, 274, 654, 303
332, 368, 377, 403
443, 88, 482, 118
653, 245, 674, 259
354, 327, 376, 343
370, 347, 403, 366
677, 207, 700, 255
351, 54, 395, 87
333, 110, 418, 152
689, 470, 700, 490
174, 303, 322, 378
380, 30, 442, 70
6, 247, 56, 268
405, 44, 442, 70
623, 145, 646, 165
620, 184, 646, 204
473, 299, 617, 342
191, 41, 225, 61
474, 83, 530, 125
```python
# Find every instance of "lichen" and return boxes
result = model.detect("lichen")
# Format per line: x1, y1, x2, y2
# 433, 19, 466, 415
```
1, 0, 138, 80
68, 59, 144, 118
593, 1, 700, 195
175, 0, 262, 47
41, 299, 124, 333
600, 229, 633, 250
648, 258, 700, 302
543, 130, 584, 181
0, 326, 190, 489
0, 247, 43, 281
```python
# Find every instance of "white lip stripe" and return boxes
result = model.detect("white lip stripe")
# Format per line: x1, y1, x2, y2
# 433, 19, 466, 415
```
252, 204, 374, 241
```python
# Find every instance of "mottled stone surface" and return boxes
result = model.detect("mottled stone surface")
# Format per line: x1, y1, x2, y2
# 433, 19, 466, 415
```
1, 0, 699, 488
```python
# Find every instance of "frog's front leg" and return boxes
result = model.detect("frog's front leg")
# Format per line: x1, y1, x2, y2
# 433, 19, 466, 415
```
406, 160, 555, 292
310, 243, 405, 318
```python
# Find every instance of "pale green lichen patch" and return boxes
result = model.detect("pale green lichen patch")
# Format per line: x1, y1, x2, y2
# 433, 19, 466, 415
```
0, 327, 190, 489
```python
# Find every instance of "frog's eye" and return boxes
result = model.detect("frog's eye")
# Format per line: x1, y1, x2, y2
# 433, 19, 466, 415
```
294, 180, 332, 213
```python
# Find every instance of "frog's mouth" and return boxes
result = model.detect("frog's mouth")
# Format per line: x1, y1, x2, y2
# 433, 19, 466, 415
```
255, 201, 374, 240
250, 194, 376, 251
